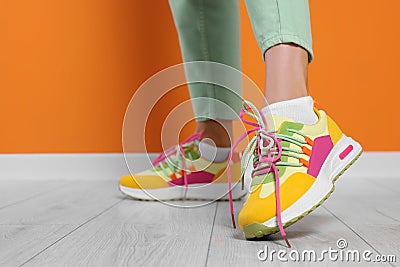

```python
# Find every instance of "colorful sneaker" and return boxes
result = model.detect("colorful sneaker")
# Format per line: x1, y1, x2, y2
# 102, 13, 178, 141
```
227, 100, 362, 247
120, 133, 246, 201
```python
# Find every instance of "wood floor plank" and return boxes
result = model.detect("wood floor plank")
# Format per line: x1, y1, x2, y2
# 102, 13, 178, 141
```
207, 199, 389, 266
0, 180, 70, 210
324, 177, 400, 262
0, 225, 73, 267
2, 176, 398, 266
365, 177, 400, 194
23, 200, 217, 267
0, 180, 122, 225
0, 180, 124, 266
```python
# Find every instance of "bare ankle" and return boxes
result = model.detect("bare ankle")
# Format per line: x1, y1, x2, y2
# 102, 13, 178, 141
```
264, 43, 310, 104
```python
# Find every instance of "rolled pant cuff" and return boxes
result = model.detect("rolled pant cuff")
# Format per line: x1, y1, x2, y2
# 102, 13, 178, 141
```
260, 33, 314, 63
195, 113, 238, 122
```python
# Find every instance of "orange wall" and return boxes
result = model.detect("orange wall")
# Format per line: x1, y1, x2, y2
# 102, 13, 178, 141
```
0, 1, 399, 153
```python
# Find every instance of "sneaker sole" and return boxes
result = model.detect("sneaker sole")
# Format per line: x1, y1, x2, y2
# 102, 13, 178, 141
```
119, 182, 247, 201
243, 134, 362, 239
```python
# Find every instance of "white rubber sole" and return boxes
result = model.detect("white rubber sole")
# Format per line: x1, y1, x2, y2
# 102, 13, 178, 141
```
262, 133, 362, 227
120, 181, 247, 201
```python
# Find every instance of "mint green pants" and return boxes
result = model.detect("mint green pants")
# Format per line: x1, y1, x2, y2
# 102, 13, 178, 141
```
169, 0, 313, 121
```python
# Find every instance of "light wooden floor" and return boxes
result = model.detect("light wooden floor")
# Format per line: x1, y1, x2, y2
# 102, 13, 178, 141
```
1, 176, 399, 266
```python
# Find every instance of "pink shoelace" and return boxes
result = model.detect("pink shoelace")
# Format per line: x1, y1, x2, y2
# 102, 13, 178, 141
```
152, 132, 202, 199
227, 101, 291, 248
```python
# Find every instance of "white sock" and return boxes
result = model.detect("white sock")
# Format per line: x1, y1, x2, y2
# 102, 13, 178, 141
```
198, 141, 230, 162
263, 96, 318, 125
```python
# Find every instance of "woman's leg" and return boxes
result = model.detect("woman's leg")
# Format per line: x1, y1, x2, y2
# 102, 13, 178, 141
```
168, 0, 241, 147
245, 0, 313, 104
265, 44, 309, 104
238, 0, 362, 246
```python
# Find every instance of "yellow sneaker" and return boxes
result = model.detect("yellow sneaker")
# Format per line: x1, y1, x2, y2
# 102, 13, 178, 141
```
120, 133, 246, 201
227, 100, 362, 247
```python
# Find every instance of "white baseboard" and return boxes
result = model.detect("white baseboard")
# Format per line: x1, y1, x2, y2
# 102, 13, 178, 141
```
0, 153, 156, 180
0, 152, 398, 180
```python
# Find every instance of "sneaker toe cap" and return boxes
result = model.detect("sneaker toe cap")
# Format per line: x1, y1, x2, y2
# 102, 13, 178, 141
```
238, 172, 315, 229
